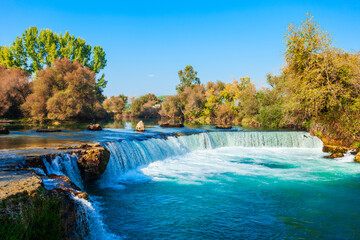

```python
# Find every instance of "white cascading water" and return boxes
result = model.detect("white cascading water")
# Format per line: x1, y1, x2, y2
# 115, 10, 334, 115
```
43, 153, 83, 189
101, 136, 188, 182
101, 131, 323, 184
179, 131, 323, 149
177, 132, 214, 151
72, 196, 121, 240
43, 153, 119, 240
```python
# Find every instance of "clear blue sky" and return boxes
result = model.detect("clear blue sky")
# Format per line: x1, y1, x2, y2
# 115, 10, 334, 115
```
1, 0, 360, 98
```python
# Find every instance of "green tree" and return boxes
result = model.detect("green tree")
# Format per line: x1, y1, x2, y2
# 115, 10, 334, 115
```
281, 14, 360, 143
176, 65, 200, 93
0, 27, 107, 93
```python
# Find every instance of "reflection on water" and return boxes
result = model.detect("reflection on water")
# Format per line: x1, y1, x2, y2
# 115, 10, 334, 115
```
0, 119, 222, 150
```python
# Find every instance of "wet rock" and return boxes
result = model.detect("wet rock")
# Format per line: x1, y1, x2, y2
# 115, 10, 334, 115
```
355, 152, 360, 162
79, 143, 91, 149
36, 128, 62, 132
87, 124, 102, 131
77, 146, 110, 181
0, 126, 9, 134
324, 152, 344, 159
160, 123, 184, 128
46, 174, 88, 200
322, 145, 349, 154
47, 174, 81, 191
136, 120, 145, 132
215, 125, 232, 129
350, 148, 359, 155
23, 155, 46, 169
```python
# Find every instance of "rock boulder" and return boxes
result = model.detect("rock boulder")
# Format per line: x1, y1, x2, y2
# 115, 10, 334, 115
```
322, 145, 349, 154
77, 145, 110, 181
215, 125, 232, 129
136, 120, 145, 132
0, 126, 9, 134
355, 152, 360, 162
36, 128, 61, 132
160, 123, 184, 128
87, 124, 102, 131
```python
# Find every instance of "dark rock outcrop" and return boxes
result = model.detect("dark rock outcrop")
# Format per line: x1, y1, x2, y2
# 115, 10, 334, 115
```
0, 126, 9, 134
215, 125, 232, 129
324, 152, 344, 159
46, 174, 88, 200
87, 124, 102, 131
36, 128, 62, 132
160, 123, 184, 128
77, 145, 110, 181
136, 120, 145, 132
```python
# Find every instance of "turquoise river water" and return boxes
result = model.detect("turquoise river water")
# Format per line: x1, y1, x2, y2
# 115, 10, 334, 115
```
27, 128, 360, 239
83, 131, 360, 239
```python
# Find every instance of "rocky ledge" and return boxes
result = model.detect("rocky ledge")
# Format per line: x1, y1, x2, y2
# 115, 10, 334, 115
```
0, 171, 83, 240
0, 143, 111, 239
76, 144, 110, 181
323, 145, 350, 158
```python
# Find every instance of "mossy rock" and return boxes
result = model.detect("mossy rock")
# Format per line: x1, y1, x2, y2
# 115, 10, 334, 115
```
322, 145, 349, 154
355, 152, 360, 162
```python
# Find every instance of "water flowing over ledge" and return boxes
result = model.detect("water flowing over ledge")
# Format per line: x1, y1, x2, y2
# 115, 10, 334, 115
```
43, 153, 119, 240
101, 131, 322, 183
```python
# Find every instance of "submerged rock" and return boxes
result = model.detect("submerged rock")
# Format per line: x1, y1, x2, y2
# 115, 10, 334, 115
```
136, 120, 145, 132
160, 123, 184, 128
215, 125, 232, 129
87, 124, 102, 131
0, 126, 9, 134
77, 145, 110, 181
36, 128, 62, 132
46, 174, 88, 200
324, 152, 344, 159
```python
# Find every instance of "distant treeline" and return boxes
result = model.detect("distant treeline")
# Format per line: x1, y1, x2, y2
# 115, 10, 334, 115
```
160, 15, 360, 146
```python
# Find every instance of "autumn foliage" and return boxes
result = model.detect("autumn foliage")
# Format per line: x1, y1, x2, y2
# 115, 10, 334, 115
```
0, 65, 30, 118
22, 58, 102, 120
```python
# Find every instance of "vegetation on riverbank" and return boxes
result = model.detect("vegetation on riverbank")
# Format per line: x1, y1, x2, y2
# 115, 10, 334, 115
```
160, 15, 360, 146
0, 15, 359, 146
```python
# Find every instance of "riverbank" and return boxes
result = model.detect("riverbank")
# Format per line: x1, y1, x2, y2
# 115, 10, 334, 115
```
0, 143, 110, 239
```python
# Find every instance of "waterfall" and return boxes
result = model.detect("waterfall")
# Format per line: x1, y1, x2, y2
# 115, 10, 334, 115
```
43, 154, 120, 239
101, 136, 188, 182
43, 153, 83, 189
177, 133, 214, 151
72, 196, 121, 240
207, 131, 323, 148
101, 131, 322, 184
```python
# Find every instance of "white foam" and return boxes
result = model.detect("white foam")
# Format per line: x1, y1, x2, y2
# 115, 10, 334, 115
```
140, 147, 360, 184
72, 196, 122, 240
